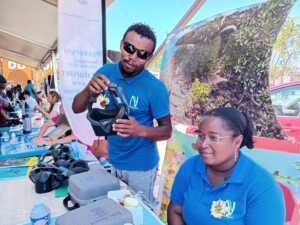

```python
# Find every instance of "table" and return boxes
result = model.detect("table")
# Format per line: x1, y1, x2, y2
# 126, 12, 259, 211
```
0, 127, 48, 160
0, 143, 165, 225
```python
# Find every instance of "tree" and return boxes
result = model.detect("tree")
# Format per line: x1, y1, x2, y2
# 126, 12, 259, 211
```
161, 0, 295, 139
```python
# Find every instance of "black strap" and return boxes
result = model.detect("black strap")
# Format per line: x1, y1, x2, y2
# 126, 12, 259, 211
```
29, 166, 66, 193
63, 195, 80, 210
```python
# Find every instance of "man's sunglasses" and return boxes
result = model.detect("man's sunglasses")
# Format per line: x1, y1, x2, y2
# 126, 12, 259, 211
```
123, 41, 151, 60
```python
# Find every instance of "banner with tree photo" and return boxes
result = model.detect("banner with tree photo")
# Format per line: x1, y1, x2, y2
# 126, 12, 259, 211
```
158, 0, 300, 223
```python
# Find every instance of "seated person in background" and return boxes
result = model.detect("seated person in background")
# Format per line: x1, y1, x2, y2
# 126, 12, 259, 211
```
23, 90, 38, 115
34, 105, 76, 146
36, 90, 61, 120
167, 107, 285, 225
0, 74, 9, 101
0, 75, 20, 127
0, 96, 20, 127
0, 75, 13, 108
36, 90, 49, 112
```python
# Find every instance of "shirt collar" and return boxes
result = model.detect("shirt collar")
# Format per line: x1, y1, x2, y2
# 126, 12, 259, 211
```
117, 62, 145, 84
195, 156, 210, 185
195, 151, 249, 185
226, 152, 248, 184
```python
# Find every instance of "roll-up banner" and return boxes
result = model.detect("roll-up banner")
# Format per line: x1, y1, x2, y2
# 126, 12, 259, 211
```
58, 0, 106, 144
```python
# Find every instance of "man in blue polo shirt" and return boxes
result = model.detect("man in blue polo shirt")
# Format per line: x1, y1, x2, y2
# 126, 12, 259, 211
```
72, 23, 172, 207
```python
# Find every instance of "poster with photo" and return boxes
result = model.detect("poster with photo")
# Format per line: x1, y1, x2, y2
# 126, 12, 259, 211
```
158, 0, 300, 223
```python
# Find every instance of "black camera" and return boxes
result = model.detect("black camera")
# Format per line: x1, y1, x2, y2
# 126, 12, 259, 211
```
87, 83, 129, 137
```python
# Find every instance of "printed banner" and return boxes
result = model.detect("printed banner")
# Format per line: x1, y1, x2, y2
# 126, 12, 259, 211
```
58, 0, 104, 144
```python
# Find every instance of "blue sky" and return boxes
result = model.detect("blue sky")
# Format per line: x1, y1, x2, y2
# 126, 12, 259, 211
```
106, 0, 300, 51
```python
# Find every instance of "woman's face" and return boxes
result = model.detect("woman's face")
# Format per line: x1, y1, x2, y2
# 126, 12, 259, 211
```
193, 116, 242, 168
47, 94, 53, 103
47, 94, 57, 104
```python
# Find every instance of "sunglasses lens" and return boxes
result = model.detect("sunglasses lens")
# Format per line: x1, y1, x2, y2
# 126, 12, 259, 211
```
123, 42, 136, 54
137, 51, 149, 60
123, 42, 150, 60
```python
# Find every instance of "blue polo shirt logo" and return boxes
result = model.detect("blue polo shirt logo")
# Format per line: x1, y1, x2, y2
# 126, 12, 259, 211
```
129, 95, 139, 110
210, 199, 236, 219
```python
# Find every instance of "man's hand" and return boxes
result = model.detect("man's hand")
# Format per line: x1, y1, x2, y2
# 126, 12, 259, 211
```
112, 115, 172, 141
85, 75, 110, 95
112, 116, 145, 138
73, 74, 110, 113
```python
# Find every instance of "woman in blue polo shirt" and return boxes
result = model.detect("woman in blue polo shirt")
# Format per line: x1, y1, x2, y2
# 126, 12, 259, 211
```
167, 107, 285, 225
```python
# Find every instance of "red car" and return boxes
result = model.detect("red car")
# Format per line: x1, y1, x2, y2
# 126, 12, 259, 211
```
270, 81, 300, 143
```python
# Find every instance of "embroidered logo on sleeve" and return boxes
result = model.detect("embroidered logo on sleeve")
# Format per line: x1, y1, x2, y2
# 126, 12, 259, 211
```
210, 199, 236, 219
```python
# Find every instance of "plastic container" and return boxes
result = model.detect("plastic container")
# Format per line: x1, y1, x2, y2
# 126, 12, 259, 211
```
124, 197, 143, 225
30, 200, 51, 225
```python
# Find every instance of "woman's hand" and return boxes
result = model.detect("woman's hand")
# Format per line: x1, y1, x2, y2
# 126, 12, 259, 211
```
34, 137, 52, 146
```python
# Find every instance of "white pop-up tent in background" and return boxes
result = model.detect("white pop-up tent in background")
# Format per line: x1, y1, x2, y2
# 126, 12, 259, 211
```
58, 0, 106, 145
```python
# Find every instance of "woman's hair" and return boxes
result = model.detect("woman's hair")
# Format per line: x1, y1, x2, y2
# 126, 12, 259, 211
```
48, 90, 60, 113
205, 107, 254, 149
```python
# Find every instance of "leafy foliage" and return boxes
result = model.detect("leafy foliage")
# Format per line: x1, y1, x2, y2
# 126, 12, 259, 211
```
164, 0, 295, 139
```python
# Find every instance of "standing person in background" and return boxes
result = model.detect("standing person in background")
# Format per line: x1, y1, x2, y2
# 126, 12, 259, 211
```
13, 84, 22, 103
167, 107, 285, 225
44, 75, 55, 96
24, 80, 36, 99
72, 23, 172, 208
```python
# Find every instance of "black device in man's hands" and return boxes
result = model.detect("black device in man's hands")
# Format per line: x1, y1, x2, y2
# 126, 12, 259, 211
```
87, 83, 129, 137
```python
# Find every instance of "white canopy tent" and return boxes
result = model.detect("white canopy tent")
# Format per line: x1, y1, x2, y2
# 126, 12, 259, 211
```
0, 0, 114, 69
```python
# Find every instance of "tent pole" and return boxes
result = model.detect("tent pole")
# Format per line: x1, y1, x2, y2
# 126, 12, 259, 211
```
102, 0, 107, 64
0, 57, 3, 74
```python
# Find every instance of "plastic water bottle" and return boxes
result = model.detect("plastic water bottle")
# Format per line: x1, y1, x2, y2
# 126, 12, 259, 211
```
10, 132, 18, 145
30, 200, 51, 225
124, 197, 143, 225
2, 132, 10, 142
